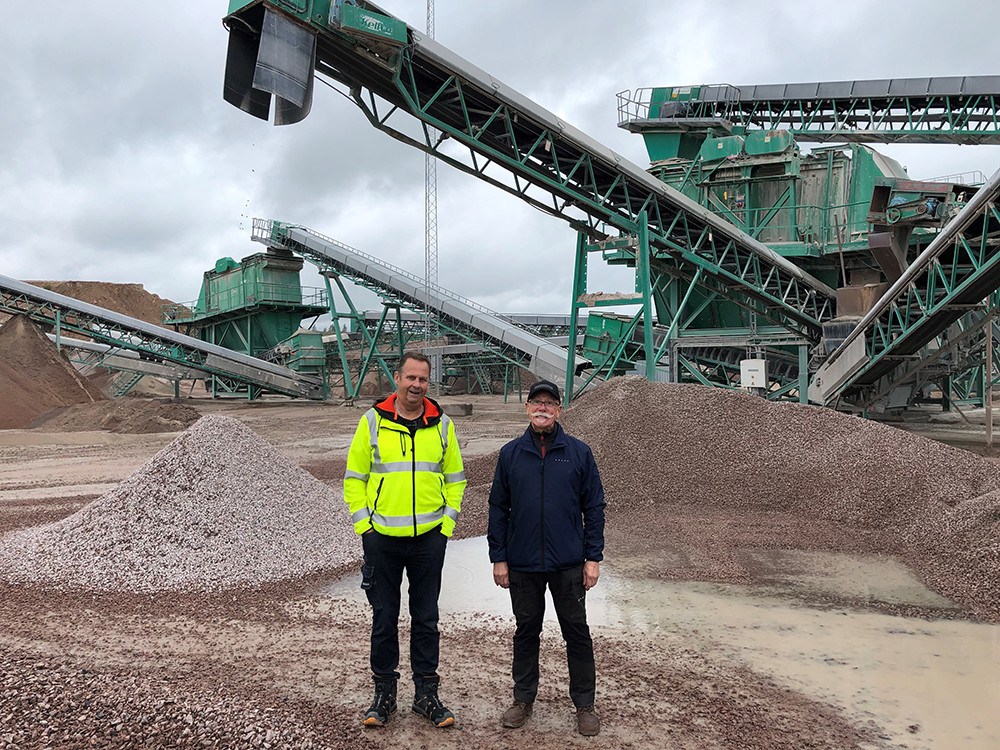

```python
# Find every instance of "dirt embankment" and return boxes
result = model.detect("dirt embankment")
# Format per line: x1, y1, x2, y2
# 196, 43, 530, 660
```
28, 399, 201, 434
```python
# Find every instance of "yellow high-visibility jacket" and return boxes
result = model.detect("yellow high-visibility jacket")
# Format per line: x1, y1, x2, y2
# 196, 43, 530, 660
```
344, 394, 466, 537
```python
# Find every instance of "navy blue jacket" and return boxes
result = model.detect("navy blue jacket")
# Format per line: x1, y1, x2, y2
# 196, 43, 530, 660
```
487, 423, 605, 572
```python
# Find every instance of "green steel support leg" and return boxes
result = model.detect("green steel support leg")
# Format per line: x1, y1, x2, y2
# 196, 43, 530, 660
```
566, 232, 588, 400
331, 276, 395, 387
174, 380, 180, 399
503, 364, 509, 404
799, 344, 809, 404
517, 364, 522, 402
394, 306, 405, 359
637, 212, 655, 380
657, 268, 702, 364
55, 310, 62, 353
824, 150, 834, 246
942, 376, 952, 411
324, 274, 355, 397
357, 306, 393, 394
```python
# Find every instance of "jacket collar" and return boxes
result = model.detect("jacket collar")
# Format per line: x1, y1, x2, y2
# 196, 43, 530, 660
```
518, 421, 565, 456
373, 393, 442, 427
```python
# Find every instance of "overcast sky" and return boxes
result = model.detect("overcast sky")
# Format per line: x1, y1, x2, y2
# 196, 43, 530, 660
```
2, 0, 999, 320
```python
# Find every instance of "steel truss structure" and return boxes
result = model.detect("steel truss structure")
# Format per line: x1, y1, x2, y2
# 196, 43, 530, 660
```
223, 3, 837, 349
813, 169, 1000, 407
253, 219, 587, 398
222, 3, 1000, 409
618, 77, 1000, 145
0, 274, 324, 400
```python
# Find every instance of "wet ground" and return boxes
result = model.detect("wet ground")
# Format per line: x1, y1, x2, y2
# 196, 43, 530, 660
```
323, 536, 1000, 750
1, 394, 999, 748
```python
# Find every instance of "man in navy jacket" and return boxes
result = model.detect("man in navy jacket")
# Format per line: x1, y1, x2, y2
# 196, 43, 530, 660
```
487, 379, 606, 736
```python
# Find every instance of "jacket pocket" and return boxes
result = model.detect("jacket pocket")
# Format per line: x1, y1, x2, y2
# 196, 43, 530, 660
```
361, 562, 381, 610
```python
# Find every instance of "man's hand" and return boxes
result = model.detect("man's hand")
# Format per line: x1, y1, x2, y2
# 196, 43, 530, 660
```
583, 560, 600, 591
493, 561, 510, 589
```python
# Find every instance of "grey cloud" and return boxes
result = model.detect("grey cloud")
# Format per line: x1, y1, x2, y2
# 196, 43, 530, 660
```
3, 0, 1000, 316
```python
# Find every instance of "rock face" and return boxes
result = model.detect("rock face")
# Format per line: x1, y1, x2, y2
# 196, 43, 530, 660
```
0, 415, 359, 592
0, 314, 106, 429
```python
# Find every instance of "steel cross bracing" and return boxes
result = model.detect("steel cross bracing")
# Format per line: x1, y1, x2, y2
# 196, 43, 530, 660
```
677, 345, 803, 401
252, 218, 589, 383
860, 304, 1000, 408
222, 3, 836, 341
619, 76, 1000, 145
814, 169, 1000, 404
0, 275, 324, 400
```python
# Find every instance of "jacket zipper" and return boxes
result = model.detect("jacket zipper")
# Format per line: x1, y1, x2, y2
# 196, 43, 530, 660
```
539, 441, 547, 572
373, 478, 385, 520
410, 431, 418, 537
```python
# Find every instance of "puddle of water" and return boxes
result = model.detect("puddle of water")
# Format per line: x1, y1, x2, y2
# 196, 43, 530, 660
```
742, 548, 957, 608
320, 536, 1000, 750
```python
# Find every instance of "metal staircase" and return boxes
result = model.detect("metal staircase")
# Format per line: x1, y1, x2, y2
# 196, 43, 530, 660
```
110, 370, 146, 398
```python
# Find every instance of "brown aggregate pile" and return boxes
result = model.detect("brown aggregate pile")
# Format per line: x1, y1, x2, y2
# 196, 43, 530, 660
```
0, 315, 106, 429
0, 415, 359, 592
28, 398, 201, 434
566, 377, 1000, 618
457, 377, 1000, 619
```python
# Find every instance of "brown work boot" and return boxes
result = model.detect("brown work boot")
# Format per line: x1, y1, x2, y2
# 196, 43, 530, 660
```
576, 705, 600, 736
501, 699, 533, 728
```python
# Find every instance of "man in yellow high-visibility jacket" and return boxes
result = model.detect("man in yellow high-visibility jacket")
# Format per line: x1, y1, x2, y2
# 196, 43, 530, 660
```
344, 351, 466, 729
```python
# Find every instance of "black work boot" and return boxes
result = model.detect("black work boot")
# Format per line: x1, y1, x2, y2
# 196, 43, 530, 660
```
363, 674, 398, 726
412, 675, 455, 727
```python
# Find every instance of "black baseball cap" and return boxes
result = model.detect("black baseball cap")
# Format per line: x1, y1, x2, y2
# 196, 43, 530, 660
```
527, 380, 561, 403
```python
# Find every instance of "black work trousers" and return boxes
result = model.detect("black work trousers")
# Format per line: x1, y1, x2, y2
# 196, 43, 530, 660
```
508, 563, 596, 707
361, 527, 447, 687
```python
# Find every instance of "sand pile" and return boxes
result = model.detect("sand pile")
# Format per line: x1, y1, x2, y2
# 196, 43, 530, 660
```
0, 315, 106, 429
0, 415, 359, 592
29, 398, 201, 434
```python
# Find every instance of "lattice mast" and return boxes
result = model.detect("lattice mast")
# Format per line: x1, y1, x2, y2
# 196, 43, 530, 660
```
424, 0, 440, 383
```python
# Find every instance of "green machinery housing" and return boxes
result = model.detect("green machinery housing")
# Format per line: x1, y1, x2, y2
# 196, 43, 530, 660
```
582, 80, 995, 405
163, 251, 328, 393
218, 1, 1000, 410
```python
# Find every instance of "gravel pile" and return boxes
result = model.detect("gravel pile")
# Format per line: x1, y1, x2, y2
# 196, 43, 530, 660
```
557, 377, 1000, 616
562, 377, 1000, 522
0, 415, 359, 593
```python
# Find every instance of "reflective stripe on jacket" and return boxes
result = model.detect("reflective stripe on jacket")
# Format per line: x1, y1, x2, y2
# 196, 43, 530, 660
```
344, 394, 466, 537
